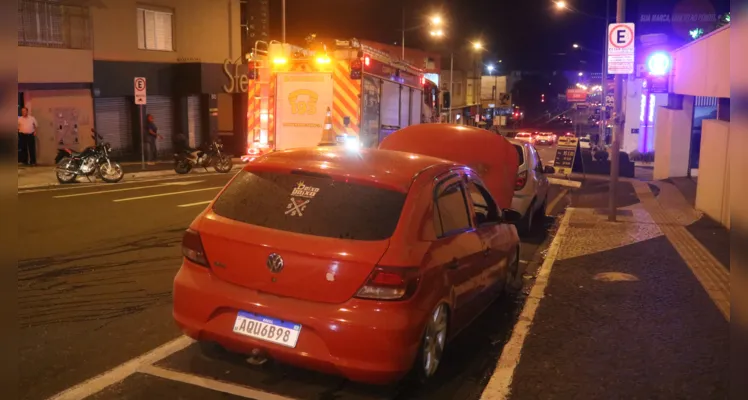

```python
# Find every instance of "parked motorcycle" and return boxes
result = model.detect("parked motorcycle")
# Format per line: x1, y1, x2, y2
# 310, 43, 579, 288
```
174, 140, 233, 174
54, 129, 124, 184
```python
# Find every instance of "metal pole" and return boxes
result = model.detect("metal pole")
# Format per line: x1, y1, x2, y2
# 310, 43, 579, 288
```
608, 0, 625, 222
401, 7, 405, 60
600, 0, 609, 145
139, 104, 145, 170
282, 0, 286, 43
449, 52, 454, 123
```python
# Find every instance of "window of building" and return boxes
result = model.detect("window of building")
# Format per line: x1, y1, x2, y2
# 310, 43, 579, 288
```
137, 8, 174, 51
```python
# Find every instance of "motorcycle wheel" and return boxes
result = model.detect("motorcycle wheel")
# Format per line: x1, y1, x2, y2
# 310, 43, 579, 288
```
99, 161, 124, 183
175, 159, 192, 174
214, 155, 233, 173
56, 158, 78, 184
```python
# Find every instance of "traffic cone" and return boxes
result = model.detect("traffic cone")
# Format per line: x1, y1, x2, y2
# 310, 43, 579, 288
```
318, 107, 337, 146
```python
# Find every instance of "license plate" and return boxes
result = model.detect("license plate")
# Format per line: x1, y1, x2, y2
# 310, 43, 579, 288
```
232, 311, 302, 348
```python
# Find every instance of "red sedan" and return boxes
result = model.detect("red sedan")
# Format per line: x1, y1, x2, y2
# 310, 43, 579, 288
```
173, 147, 521, 384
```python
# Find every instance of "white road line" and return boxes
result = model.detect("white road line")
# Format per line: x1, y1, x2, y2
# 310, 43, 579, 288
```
53, 181, 204, 198
139, 365, 296, 400
546, 188, 569, 215
178, 200, 213, 208
480, 208, 573, 400
48, 336, 194, 400
113, 187, 223, 202
547, 177, 582, 188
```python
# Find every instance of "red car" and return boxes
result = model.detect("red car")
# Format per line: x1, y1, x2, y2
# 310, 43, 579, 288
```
173, 147, 522, 384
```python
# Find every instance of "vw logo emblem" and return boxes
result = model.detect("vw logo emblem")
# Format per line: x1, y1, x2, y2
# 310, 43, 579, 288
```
266, 253, 284, 273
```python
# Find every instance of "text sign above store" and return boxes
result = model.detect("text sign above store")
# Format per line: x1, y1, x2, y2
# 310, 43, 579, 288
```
134, 77, 147, 105
608, 23, 635, 74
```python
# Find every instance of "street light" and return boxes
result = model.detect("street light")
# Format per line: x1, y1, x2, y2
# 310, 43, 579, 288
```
431, 15, 442, 25
487, 64, 495, 73
573, 43, 580, 48
430, 29, 444, 37
578, 72, 584, 76
554, 1, 567, 9
472, 41, 483, 50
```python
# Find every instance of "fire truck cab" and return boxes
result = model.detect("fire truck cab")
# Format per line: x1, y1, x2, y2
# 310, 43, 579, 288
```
242, 39, 439, 159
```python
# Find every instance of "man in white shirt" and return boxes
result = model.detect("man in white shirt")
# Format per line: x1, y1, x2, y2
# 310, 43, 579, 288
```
18, 107, 38, 166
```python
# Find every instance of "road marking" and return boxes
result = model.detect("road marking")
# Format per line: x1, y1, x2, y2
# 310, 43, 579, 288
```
48, 336, 194, 400
139, 365, 296, 400
178, 200, 213, 208
547, 188, 569, 215
53, 181, 204, 198
547, 177, 582, 188
480, 208, 573, 400
113, 187, 223, 202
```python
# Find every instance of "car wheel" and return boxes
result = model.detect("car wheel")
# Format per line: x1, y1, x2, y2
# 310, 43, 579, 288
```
412, 303, 449, 383
504, 247, 522, 295
517, 199, 535, 235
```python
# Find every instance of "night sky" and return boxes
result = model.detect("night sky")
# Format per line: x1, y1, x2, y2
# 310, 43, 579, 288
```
268, 0, 729, 72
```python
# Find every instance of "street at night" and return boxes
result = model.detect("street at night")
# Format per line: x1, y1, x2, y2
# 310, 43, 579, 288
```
14, 0, 734, 399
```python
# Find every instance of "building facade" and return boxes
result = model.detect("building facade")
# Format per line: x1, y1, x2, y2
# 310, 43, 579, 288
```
18, 0, 245, 165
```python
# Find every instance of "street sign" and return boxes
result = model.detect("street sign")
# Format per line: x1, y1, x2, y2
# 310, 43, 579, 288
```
566, 88, 587, 102
608, 23, 635, 74
553, 136, 579, 176
134, 77, 147, 105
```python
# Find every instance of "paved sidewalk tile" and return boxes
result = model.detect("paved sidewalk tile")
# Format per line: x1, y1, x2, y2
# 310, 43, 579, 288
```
505, 208, 729, 400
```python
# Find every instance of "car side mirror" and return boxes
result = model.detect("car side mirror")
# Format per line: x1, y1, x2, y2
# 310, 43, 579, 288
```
502, 209, 522, 224
543, 166, 555, 174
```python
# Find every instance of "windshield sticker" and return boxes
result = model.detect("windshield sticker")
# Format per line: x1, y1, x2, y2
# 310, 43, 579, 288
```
285, 198, 310, 217
291, 181, 320, 199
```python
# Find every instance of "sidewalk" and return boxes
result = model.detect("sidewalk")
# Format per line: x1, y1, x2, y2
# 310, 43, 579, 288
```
482, 179, 729, 399
18, 159, 244, 190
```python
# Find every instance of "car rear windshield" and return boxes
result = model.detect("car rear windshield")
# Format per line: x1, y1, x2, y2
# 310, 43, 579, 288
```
212, 170, 407, 241
513, 144, 525, 165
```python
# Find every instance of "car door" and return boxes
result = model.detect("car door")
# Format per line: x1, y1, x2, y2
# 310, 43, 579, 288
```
431, 172, 485, 334
464, 176, 516, 304
529, 145, 550, 203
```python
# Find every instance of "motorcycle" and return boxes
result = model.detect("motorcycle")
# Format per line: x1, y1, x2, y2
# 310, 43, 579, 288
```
174, 140, 233, 174
54, 129, 124, 184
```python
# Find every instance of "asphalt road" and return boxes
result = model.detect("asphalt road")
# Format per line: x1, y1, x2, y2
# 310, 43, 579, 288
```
19, 167, 570, 400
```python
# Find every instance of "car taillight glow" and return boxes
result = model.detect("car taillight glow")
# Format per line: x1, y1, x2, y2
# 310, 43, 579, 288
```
355, 266, 420, 301
182, 228, 209, 267
515, 170, 528, 191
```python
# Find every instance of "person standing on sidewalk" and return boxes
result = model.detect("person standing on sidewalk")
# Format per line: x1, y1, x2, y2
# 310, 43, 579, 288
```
18, 107, 38, 166
145, 114, 162, 166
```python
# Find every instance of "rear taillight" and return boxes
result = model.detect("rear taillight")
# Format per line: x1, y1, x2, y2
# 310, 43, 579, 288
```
354, 266, 420, 301
515, 170, 528, 191
182, 228, 209, 267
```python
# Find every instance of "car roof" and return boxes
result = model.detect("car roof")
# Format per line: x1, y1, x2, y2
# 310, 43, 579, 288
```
507, 138, 529, 149
245, 147, 458, 192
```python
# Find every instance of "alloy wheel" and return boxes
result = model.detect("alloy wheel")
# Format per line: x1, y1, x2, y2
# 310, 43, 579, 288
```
422, 304, 448, 378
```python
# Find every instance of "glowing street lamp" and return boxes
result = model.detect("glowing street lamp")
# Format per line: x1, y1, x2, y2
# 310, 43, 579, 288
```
572, 43, 580, 48
554, 1, 567, 10
431, 15, 442, 25
430, 29, 444, 37
487, 64, 495, 73
472, 41, 483, 50
578, 72, 584, 76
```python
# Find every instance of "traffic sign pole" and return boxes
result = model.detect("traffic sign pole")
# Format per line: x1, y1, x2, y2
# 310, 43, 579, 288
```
608, 0, 627, 222
133, 77, 147, 170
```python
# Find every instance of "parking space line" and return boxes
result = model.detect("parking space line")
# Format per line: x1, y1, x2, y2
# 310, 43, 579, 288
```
178, 200, 213, 208
139, 365, 296, 400
113, 187, 223, 202
53, 181, 204, 198
480, 208, 573, 400
48, 336, 194, 400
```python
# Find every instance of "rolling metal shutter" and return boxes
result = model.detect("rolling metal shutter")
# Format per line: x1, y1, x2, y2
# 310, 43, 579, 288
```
187, 95, 202, 147
380, 81, 400, 127
399, 86, 411, 128
146, 95, 174, 156
411, 89, 423, 125
94, 97, 133, 155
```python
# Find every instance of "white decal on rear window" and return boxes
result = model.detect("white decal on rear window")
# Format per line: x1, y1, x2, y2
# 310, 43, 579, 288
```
291, 181, 320, 199
285, 197, 310, 217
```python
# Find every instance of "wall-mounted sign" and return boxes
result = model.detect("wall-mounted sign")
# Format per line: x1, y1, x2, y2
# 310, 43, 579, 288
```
246, 0, 270, 41
223, 58, 252, 93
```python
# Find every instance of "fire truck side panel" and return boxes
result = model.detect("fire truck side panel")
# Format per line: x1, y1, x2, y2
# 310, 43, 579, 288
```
412, 89, 423, 125
246, 80, 260, 148
399, 87, 411, 129
274, 72, 334, 150
360, 76, 381, 149
379, 80, 400, 143
331, 60, 361, 135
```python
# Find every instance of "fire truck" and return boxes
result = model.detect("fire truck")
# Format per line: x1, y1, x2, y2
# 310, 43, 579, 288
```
242, 39, 440, 159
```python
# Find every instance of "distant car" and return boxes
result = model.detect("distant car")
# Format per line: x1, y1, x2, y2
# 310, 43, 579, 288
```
173, 147, 523, 385
514, 132, 534, 144
534, 132, 555, 145
508, 139, 554, 234
579, 136, 591, 149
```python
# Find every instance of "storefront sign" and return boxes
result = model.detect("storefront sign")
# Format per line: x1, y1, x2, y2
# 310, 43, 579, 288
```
223, 58, 252, 93
566, 88, 587, 102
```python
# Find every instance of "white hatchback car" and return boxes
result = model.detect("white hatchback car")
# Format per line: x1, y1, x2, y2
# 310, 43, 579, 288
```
508, 139, 554, 234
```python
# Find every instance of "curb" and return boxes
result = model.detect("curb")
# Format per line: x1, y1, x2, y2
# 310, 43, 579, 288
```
18, 164, 244, 191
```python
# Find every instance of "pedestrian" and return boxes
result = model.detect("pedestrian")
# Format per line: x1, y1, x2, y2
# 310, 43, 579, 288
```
145, 114, 162, 165
18, 107, 38, 166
